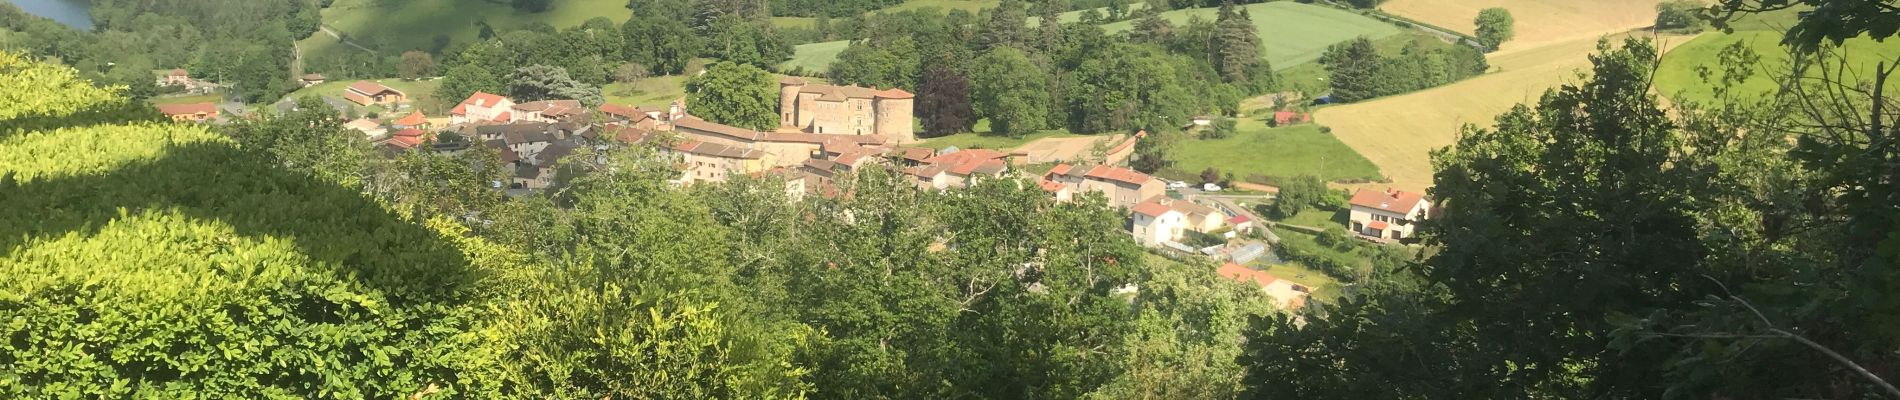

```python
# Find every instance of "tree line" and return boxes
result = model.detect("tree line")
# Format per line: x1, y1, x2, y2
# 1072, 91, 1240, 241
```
0, 0, 321, 102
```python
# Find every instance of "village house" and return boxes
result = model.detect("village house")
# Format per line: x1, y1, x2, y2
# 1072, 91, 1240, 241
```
920, 148, 1010, 189
669, 115, 884, 169
513, 142, 578, 190
1348, 188, 1431, 240
343, 81, 407, 107
512, 100, 585, 124
1130, 197, 1188, 247
1216, 262, 1309, 309
1171, 198, 1227, 233
777, 77, 916, 143
451, 92, 517, 124
1273, 111, 1312, 126
598, 103, 661, 130
344, 119, 387, 139
668, 140, 767, 185
391, 111, 430, 130
157, 68, 190, 87
1043, 164, 1164, 209
156, 102, 217, 123
380, 129, 429, 151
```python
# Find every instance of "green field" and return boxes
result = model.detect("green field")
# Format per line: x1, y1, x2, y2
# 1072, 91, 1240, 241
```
788, 1, 1398, 73
914, 126, 1084, 150
281, 78, 445, 114
308, 0, 630, 58
1276, 207, 1347, 229
1656, 30, 1900, 106
1100, 2, 1401, 69
604, 75, 690, 109
1163, 120, 1381, 184
783, 40, 853, 73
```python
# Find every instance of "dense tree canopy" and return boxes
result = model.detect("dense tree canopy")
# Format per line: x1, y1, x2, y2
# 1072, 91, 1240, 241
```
1473, 8, 1515, 51
686, 61, 779, 130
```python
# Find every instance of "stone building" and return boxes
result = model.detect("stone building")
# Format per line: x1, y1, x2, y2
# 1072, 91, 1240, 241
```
777, 77, 915, 143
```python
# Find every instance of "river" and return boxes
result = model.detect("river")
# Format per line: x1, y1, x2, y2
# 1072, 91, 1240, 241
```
5, 0, 94, 31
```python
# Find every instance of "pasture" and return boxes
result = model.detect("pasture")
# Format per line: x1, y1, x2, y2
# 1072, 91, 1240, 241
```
1654, 10, 1900, 106
282, 78, 445, 114
1313, 32, 1693, 191
310, 0, 630, 57
1163, 121, 1383, 184
1378, 0, 1667, 53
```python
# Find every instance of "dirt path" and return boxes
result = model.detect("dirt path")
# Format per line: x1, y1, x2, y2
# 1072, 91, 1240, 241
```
320, 25, 377, 54
1314, 31, 1696, 191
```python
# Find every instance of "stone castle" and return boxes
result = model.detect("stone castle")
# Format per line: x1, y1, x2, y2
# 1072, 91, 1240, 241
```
778, 77, 915, 143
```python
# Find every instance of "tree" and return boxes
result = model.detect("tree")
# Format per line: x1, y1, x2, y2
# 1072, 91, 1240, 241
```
1655, 0, 1707, 32
977, 0, 1029, 51
1199, 167, 1220, 184
1474, 8, 1515, 51
1265, 175, 1326, 218
622, 14, 702, 75
1129, 6, 1173, 44
1130, 129, 1178, 174
225, 96, 370, 188
827, 36, 921, 90
614, 62, 649, 84
1344, 0, 1385, 8
1710, 0, 1900, 51
1213, 1, 1261, 83
1319, 37, 1383, 103
685, 61, 778, 130
969, 47, 1049, 137
507, 64, 604, 105
397, 51, 436, 80
916, 66, 976, 137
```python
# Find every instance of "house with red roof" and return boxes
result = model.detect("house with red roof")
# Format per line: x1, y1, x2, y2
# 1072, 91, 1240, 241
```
391, 111, 430, 130
1216, 263, 1309, 309
511, 100, 584, 123
1273, 111, 1311, 126
156, 68, 190, 87
449, 92, 516, 124
343, 81, 407, 107
156, 102, 218, 123
1043, 163, 1164, 209
1349, 188, 1431, 240
1130, 196, 1188, 247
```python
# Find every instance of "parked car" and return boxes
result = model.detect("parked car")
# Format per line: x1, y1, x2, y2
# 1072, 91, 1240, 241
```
1167, 180, 1188, 189
1203, 183, 1223, 192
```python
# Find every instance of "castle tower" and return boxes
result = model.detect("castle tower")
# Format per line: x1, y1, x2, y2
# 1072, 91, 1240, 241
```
777, 76, 806, 128
873, 88, 916, 143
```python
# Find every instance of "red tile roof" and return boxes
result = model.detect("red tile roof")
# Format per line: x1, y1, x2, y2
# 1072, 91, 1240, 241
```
388, 135, 423, 149
393, 128, 425, 137
1350, 189, 1427, 215
455, 92, 510, 114
922, 149, 1007, 166
1367, 220, 1390, 230
1274, 111, 1310, 125
346, 81, 402, 97
1083, 165, 1153, 186
1131, 197, 1177, 218
156, 102, 218, 116
873, 88, 915, 99
492, 112, 512, 122
1217, 262, 1281, 288
1229, 215, 1252, 224
779, 76, 808, 85
1048, 163, 1074, 176
168, 68, 187, 77
673, 140, 764, 160
598, 103, 649, 120
450, 103, 467, 115
394, 111, 427, 126
1038, 179, 1067, 193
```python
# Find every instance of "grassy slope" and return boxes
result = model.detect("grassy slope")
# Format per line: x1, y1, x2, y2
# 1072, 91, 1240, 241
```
1100, 2, 1400, 69
604, 75, 690, 109
1654, 9, 1900, 106
1164, 121, 1382, 184
914, 128, 1085, 150
790, 2, 1399, 72
282, 78, 444, 114
308, 0, 631, 58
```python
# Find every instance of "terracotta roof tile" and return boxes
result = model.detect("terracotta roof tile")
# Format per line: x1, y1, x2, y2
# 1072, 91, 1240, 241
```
346, 81, 402, 96
1217, 262, 1280, 288
1131, 198, 1176, 218
156, 102, 217, 116
394, 111, 427, 126
1350, 189, 1427, 215
1083, 165, 1153, 186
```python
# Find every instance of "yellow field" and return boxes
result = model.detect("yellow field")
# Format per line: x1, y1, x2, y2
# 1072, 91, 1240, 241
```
1314, 32, 1694, 191
1380, 0, 1667, 53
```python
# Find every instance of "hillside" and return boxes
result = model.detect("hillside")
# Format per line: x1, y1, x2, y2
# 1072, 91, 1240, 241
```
790, 1, 1399, 72
1654, 8, 1900, 105
301, 0, 631, 60
1378, 0, 1667, 53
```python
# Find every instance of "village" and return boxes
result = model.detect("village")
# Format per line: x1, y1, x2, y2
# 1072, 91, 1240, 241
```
150, 68, 1435, 311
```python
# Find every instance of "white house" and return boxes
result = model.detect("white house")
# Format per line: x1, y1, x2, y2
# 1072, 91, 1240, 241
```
1130, 197, 1187, 247
1348, 188, 1431, 240
450, 92, 517, 124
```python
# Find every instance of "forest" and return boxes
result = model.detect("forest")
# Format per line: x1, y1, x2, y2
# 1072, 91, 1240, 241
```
0, 0, 318, 102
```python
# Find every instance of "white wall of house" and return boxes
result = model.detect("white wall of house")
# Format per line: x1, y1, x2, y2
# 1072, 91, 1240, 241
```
1131, 211, 1185, 246
1348, 200, 1430, 239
